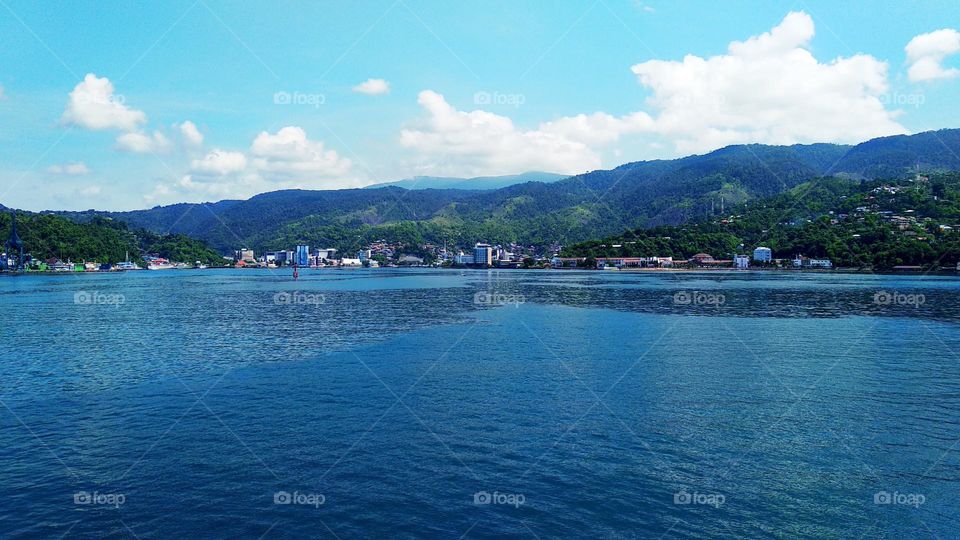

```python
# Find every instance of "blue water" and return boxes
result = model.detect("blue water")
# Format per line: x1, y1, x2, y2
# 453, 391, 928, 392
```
1, 269, 959, 538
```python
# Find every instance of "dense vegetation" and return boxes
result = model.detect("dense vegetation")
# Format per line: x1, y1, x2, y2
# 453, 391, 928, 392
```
563, 173, 960, 270
0, 213, 224, 265
30, 128, 960, 261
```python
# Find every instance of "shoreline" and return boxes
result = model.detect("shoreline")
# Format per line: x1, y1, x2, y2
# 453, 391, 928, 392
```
3, 266, 958, 277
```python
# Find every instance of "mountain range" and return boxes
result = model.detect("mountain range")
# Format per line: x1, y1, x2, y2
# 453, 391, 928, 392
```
362, 172, 568, 190
40, 128, 960, 254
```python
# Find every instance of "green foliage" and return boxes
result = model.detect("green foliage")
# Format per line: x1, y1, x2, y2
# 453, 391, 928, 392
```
0, 212, 223, 265
563, 173, 960, 270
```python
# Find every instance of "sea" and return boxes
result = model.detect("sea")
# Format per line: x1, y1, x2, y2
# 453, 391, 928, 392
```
0, 268, 958, 538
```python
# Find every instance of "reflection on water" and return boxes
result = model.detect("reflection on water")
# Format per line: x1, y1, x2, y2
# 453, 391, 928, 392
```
0, 269, 958, 538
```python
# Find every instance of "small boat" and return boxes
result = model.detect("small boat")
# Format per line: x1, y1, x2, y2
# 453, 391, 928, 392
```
116, 261, 141, 271
146, 258, 175, 270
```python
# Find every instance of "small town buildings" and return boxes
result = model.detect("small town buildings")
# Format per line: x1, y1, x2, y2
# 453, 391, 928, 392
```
734, 255, 750, 269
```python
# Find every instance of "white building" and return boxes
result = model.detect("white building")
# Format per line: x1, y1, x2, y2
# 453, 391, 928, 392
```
734, 255, 750, 269
455, 253, 475, 265
753, 246, 772, 262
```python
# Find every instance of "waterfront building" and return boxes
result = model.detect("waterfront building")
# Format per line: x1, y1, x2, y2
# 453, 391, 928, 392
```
474, 243, 493, 267
314, 248, 337, 261
295, 245, 310, 267
753, 247, 773, 262
455, 253, 475, 265
734, 255, 750, 269
793, 255, 833, 269
235, 248, 255, 263
398, 254, 424, 265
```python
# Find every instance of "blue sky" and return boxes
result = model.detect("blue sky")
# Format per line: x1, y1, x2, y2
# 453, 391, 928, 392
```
1, 0, 959, 210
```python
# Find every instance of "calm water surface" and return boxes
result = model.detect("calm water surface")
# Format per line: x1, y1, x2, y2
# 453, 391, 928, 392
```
1, 269, 959, 538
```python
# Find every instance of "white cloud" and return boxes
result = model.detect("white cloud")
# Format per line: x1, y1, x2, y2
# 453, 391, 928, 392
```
115, 130, 171, 153
178, 121, 204, 147
399, 13, 907, 176
146, 127, 359, 204
540, 111, 654, 146
352, 78, 391, 95
79, 185, 102, 196
249, 126, 353, 180
629, 11, 906, 154
61, 73, 147, 131
191, 149, 247, 175
906, 29, 960, 82
400, 90, 601, 176
47, 161, 90, 175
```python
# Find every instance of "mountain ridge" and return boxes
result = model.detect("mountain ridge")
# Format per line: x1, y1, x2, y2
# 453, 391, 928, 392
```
27, 128, 960, 253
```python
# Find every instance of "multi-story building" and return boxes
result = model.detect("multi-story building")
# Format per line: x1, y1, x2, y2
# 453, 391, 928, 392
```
753, 247, 773, 262
295, 245, 310, 267
473, 243, 493, 267
734, 254, 750, 269
235, 248, 255, 263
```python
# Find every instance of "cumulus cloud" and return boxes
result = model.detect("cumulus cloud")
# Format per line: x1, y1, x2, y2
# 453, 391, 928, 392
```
400, 90, 601, 176
629, 11, 906, 153
249, 126, 353, 180
178, 121, 204, 147
399, 13, 907, 176
115, 130, 171, 153
146, 127, 359, 203
906, 29, 960, 82
79, 185, 102, 196
352, 78, 391, 95
61, 73, 147, 131
190, 149, 248, 175
47, 161, 90, 175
